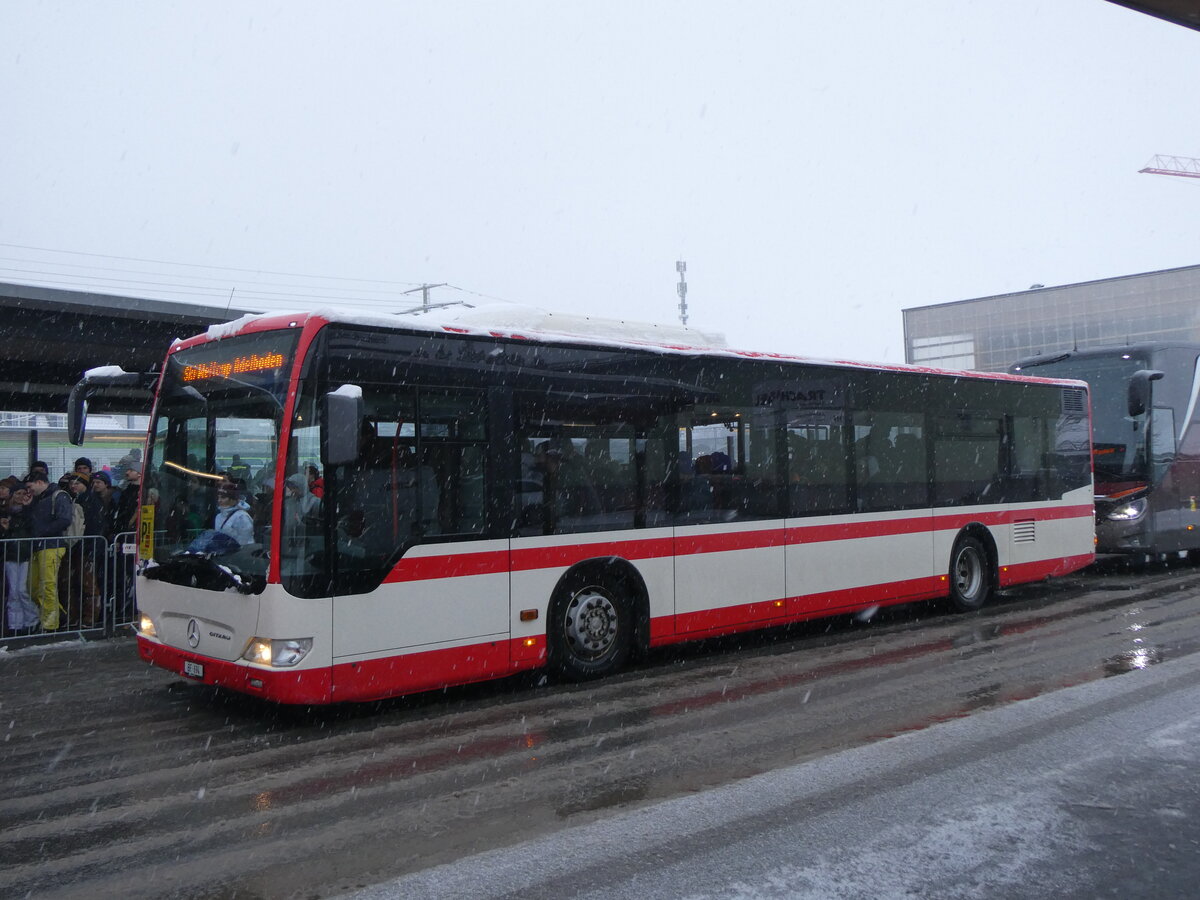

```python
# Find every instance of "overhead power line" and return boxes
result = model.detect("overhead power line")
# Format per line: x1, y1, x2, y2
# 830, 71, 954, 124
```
0, 243, 522, 311
0, 242, 430, 287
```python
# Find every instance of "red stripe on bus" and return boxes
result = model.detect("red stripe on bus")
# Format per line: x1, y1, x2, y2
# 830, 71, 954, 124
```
786, 518, 931, 543
138, 637, 334, 705
509, 537, 676, 572
787, 576, 948, 617
673, 530, 787, 555
330, 640, 516, 702
140, 632, 548, 706
1000, 553, 1095, 586
381, 505, 1094, 584
382, 549, 511, 583
933, 504, 1092, 530
651, 575, 948, 644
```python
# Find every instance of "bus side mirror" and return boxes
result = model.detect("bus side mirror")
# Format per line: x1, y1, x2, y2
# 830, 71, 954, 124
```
67, 367, 157, 445
321, 385, 364, 466
1128, 369, 1165, 418
68, 381, 89, 445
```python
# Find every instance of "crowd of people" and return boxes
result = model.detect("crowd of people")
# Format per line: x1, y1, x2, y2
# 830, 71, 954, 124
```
2, 455, 143, 635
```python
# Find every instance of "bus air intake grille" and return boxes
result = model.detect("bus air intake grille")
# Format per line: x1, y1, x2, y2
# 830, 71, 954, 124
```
1013, 519, 1036, 543
1061, 388, 1086, 416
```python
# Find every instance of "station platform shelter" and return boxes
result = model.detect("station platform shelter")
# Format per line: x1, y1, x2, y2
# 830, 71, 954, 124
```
0, 282, 249, 479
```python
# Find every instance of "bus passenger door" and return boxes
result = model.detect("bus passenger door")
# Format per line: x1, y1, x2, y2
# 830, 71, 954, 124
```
328, 388, 512, 695
1149, 405, 1183, 551
787, 408, 935, 616
673, 411, 786, 633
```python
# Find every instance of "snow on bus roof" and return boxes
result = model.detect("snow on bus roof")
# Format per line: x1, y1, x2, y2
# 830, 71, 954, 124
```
200, 302, 1086, 388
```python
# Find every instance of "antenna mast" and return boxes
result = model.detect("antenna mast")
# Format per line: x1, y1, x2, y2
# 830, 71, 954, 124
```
676, 260, 688, 326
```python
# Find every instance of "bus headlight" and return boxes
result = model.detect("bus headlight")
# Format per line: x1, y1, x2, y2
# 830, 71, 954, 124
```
1107, 498, 1147, 521
138, 614, 157, 638
243, 637, 313, 668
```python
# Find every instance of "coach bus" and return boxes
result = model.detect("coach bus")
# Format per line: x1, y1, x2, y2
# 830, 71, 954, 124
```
71, 306, 1094, 704
1013, 342, 1200, 562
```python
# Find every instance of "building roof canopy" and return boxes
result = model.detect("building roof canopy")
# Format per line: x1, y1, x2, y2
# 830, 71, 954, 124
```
1108, 1, 1200, 31
0, 282, 249, 414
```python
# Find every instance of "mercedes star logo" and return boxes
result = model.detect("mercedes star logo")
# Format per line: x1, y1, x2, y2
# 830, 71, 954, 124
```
187, 619, 200, 648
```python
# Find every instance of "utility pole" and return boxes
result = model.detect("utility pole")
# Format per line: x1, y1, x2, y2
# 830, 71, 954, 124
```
676, 260, 688, 326
402, 283, 448, 311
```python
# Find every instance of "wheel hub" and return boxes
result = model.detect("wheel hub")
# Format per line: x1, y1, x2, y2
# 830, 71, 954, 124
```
565, 589, 618, 657
956, 548, 982, 597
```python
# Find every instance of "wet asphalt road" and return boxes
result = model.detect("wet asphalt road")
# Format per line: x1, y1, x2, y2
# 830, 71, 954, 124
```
3, 557, 1200, 899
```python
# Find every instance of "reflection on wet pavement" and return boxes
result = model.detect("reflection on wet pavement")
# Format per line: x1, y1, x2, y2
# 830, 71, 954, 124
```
1104, 647, 1164, 675
556, 779, 650, 817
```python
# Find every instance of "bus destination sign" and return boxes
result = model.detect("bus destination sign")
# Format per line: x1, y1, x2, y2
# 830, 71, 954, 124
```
182, 351, 287, 383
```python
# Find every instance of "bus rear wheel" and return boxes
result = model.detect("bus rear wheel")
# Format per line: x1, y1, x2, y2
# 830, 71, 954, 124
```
949, 536, 991, 612
548, 574, 632, 681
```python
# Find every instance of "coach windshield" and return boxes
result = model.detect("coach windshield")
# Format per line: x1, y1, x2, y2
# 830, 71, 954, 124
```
142, 331, 299, 592
1020, 353, 1147, 482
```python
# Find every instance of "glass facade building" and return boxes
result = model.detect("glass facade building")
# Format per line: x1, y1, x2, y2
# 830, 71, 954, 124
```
903, 264, 1200, 372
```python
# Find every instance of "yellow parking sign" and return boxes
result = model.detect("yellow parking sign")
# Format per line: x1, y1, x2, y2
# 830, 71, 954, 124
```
139, 504, 155, 559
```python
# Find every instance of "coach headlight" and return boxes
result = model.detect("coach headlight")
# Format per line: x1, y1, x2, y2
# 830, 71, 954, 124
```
138, 614, 157, 638
1107, 497, 1147, 521
243, 637, 313, 668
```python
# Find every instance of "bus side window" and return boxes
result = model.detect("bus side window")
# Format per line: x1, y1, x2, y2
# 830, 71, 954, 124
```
855, 412, 927, 511
933, 415, 1003, 506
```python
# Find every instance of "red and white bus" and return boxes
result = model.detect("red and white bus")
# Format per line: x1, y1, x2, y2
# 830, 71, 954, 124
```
72, 306, 1095, 704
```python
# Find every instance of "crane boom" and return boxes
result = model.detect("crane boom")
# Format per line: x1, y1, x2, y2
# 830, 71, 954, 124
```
1139, 154, 1200, 179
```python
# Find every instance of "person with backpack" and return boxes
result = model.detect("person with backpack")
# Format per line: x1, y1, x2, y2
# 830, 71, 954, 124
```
25, 471, 73, 631
63, 472, 104, 626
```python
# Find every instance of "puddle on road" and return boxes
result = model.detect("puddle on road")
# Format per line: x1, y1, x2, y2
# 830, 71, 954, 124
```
1103, 646, 1164, 676
555, 779, 650, 818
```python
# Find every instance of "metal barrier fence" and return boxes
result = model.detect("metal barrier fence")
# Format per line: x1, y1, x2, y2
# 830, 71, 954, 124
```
0, 531, 137, 645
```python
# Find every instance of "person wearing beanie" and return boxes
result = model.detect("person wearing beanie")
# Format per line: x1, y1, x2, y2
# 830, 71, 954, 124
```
74, 457, 93, 476
88, 470, 116, 540
115, 448, 143, 486
65, 472, 105, 535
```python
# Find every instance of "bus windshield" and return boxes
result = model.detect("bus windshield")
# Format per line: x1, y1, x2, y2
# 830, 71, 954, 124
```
1020, 354, 1147, 482
144, 331, 299, 588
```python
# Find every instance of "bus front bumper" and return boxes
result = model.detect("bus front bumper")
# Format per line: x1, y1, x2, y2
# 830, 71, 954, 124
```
1094, 517, 1152, 555
138, 635, 333, 705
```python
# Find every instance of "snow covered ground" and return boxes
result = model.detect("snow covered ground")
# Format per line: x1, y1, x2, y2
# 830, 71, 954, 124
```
347, 650, 1200, 899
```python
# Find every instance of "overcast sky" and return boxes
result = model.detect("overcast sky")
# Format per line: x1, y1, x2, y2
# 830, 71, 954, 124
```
2, 1, 1198, 364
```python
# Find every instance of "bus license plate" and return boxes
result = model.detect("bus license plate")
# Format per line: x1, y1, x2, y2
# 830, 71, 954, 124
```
183, 660, 205, 679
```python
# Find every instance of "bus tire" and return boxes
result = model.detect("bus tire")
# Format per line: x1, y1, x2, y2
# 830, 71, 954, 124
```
949, 535, 991, 612
548, 572, 632, 681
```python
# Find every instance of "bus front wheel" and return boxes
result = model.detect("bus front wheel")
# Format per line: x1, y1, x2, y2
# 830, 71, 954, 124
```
949, 536, 991, 612
548, 574, 632, 681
